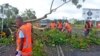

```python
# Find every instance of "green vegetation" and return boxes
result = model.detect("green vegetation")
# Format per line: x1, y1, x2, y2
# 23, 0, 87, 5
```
0, 36, 13, 46
43, 29, 100, 49
69, 29, 100, 49
33, 39, 46, 56
0, 3, 19, 19
68, 36, 88, 49
44, 29, 67, 46
89, 29, 100, 45
32, 29, 47, 56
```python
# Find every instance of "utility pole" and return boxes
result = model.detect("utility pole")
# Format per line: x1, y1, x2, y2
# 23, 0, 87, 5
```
95, 15, 99, 27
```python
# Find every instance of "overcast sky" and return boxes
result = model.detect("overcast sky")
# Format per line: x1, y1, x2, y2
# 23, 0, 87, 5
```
0, 0, 100, 20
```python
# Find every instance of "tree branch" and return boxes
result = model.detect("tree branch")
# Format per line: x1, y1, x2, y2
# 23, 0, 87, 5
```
50, 0, 55, 12
52, 0, 71, 11
24, 12, 51, 22
24, 0, 71, 22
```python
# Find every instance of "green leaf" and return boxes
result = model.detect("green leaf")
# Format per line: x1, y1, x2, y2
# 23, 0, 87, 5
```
77, 4, 82, 9
72, 0, 79, 5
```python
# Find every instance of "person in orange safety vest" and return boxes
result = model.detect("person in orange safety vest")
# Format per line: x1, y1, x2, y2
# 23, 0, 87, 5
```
62, 20, 72, 34
49, 21, 57, 29
57, 20, 63, 31
15, 16, 32, 56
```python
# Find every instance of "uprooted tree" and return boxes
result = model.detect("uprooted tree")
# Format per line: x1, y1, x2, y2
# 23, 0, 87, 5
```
26, 0, 85, 22
0, 0, 85, 22
0, 0, 86, 33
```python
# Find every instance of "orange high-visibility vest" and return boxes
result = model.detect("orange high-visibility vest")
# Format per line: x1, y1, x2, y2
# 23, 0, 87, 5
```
50, 23, 56, 29
65, 23, 72, 32
57, 22, 63, 29
26, 23, 32, 39
16, 23, 32, 56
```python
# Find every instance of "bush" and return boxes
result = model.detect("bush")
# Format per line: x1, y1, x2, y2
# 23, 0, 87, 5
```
44, 29, 67, 46
33, 39, 46, 56
0, 37, 13, 45
43, 29, 100, 49
69, 35, 89, 49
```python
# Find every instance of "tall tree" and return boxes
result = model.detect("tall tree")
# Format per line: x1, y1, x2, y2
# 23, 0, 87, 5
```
22, 9, 36, 19
0, 3, 19, 19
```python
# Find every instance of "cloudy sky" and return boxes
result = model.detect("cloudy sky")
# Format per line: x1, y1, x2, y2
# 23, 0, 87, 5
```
0, 0, 100, 20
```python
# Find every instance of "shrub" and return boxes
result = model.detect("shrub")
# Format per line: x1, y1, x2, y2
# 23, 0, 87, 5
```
0, 37, 13, 45
44, 29, 67, 46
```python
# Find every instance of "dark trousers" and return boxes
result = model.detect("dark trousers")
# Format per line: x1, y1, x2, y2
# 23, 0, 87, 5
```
84, 29, 90, 36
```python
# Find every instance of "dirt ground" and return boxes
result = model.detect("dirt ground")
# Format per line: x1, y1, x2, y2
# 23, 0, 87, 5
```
1, 44, 100, 56
0, 45, 15, 56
